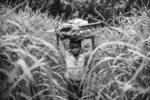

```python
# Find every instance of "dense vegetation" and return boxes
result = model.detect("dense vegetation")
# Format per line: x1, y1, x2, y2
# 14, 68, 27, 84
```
1, 0, 150, 21
0, 0, 150, 100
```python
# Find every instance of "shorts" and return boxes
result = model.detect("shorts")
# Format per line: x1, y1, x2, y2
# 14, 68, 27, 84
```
67, 78, 83, 100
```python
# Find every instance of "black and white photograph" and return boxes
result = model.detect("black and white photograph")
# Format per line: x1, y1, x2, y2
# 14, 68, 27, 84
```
0, 0, 150, 100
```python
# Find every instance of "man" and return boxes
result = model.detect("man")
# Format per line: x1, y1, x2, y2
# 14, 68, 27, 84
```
59, 33, 92, 100
63, 38, 91, 100
57, 19, 94, 100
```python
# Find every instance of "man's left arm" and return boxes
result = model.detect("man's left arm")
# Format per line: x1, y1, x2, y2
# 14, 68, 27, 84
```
82, 51, 92, 68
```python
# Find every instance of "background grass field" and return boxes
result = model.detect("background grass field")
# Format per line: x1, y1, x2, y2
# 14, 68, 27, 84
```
0, 1, 150, 100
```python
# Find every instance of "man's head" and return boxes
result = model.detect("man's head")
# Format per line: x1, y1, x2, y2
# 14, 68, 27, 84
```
69, 39, 82, 57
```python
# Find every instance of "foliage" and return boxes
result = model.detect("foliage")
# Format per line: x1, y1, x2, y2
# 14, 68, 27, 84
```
1, 0, 150, 21
0, 5, 67, 100
1, 1, 150, 100
81, 7, 150, 100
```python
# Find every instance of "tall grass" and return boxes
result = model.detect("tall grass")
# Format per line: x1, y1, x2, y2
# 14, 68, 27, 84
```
0, 2, 150, 100
0, 4, 67, 100
81, 8, 150, 100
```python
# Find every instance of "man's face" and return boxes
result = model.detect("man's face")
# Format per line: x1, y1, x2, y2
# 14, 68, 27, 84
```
70, 42, 81, 56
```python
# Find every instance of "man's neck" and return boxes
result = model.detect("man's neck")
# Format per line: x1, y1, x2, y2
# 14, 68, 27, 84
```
73, 54, 79, 60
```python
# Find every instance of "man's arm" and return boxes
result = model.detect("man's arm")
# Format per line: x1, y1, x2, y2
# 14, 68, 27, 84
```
82, 51, 92, 68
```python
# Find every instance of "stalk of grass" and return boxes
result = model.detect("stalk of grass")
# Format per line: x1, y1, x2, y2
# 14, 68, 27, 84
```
0, 0, 28, 18
0, 33, 67, 100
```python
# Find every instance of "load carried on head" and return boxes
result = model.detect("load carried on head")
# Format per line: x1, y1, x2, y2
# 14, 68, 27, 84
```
55, 18, 98, 50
